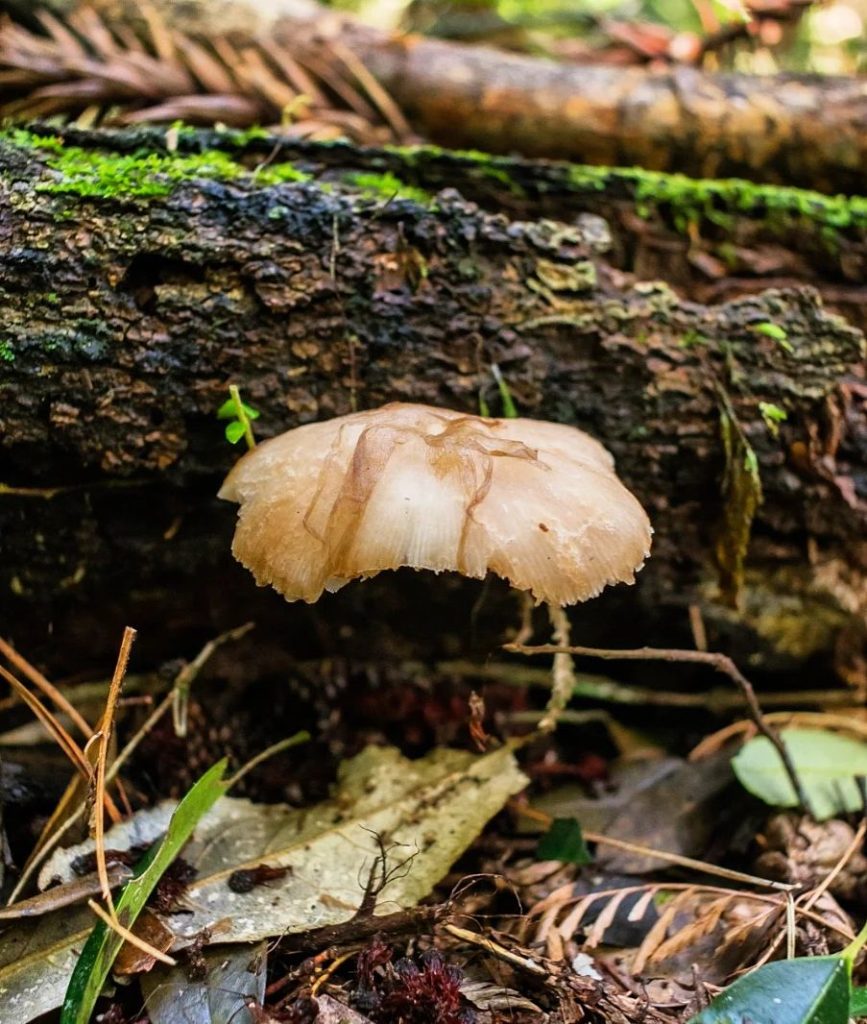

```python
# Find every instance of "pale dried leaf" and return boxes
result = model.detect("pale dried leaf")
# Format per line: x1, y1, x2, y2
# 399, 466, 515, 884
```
43, 745, 526, 946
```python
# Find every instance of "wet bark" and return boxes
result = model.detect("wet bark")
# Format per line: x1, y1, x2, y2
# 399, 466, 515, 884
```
1, 130, 865, 683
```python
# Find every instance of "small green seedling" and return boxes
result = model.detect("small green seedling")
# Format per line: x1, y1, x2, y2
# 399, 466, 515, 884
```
759, 401, 788, 438
218, 384, 259, 450
752, 321, 794, 353
479, 363, 518, 420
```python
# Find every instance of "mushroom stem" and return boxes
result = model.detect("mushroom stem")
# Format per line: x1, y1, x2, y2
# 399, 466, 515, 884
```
539, 603, 577, 732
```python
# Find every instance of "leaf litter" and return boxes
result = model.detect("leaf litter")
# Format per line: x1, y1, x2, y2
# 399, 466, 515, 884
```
3, 622, 867, 1023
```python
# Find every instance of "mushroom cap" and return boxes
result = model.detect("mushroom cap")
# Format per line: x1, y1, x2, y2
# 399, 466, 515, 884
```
218, 402, 652, 606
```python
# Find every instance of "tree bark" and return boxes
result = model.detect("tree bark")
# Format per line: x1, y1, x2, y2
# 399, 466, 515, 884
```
65, 0, 867, 194
1, 129, 865, 682
51, 126, 867, 337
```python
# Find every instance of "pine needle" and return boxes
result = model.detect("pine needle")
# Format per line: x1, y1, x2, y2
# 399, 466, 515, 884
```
86, 899, 176, 966
92, 627, 135, 917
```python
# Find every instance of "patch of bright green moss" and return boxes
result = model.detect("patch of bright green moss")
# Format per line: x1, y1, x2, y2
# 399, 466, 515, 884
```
37, 146, 244, 198
389, 142, 867, 238
253, 162, 311, 186
0, 340, 14, 363
4, 128, 310, 199
345, 171, 432, 205
565, 164, 867, 237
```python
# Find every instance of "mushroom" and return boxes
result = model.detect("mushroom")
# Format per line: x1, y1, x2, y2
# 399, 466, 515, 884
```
219, 402, 652, 726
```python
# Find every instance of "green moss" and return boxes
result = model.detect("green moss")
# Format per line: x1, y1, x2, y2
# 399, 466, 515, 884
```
253, 162, 311, 186
564, 164, 867, 238
7, 128, 865, 242
4, 128, 310, 200
344, 171, 432, 205
388, 142, 867, 239
0, 340, 14, 363
37, 146, 244, 198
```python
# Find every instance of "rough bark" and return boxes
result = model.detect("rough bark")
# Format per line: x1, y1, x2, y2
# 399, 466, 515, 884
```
52, 126, 867, 336
1, 129, 865, 682
60, 0, 867, 194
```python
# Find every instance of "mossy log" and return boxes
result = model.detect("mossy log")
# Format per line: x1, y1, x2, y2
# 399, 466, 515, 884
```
43, 0, 867, 195
1, 128, 865, 686
55, 126, 867, 336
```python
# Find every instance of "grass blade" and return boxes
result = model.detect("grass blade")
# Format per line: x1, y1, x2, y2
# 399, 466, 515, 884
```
60, 758, 229, 1024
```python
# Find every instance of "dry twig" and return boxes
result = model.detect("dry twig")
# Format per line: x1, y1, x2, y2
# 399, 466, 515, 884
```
506, 641, 811, 814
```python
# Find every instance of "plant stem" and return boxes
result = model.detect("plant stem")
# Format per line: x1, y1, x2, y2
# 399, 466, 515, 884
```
229, 383, 256, 451
538, 605, 577, 732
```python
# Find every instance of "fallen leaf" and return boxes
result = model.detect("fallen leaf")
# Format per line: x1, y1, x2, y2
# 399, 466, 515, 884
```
3, 744, 526, 1022
140, 942, 268, 1024
733, 729, 867, 820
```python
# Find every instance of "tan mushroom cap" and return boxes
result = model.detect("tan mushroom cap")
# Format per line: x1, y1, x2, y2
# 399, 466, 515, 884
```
218, 402, 652, 606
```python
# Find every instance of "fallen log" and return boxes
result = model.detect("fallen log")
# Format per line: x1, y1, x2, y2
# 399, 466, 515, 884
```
0, 128, 865, 684
38, 0, 867, 194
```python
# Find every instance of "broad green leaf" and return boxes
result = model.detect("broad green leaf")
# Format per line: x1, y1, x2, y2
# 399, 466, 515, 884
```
60, 759, 229, 1024
851, 987, 867, 1018
733, 728, 867, 821
225, 420, 246, 444
688, 955, 849, 1024
537, 817, 592, 865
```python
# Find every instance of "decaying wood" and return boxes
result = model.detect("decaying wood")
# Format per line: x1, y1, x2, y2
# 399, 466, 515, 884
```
36, 0, 867, 194
0, 129, 865, 681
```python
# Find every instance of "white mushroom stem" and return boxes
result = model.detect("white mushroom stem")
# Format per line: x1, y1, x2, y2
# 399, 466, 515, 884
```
539, 603, 577, 732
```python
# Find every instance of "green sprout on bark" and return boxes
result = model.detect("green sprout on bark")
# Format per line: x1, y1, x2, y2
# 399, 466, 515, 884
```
218, 384, 259, 450
479, 362, 518, 419
752, 321, 793, 353
759, 401, 788, 437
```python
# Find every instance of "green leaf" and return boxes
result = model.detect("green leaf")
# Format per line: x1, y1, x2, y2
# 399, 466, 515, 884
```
225, 421, 246, 444
851, 987, 867, 1018
759, 402, 788, 438
60, 759, 229, 1024
217, 398, 260, 421
688, 955, 850, 1024
733, 728, 867, 821
537, 818, 592, 865
216, 397, 238, 420
753, 322, 788, 341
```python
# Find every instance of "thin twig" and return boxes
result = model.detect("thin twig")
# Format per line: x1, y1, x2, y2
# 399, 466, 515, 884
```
87, 898, 176, 966
9, 625, 254, 904
442, 923, 548, 977
517, 802, 795, 892
431, 658, 852, 711
171, 621, 254, 736
506, 641, 812, 814
225, 731, 310, 790
93, 626, 136, 916
0, 662, 121, 822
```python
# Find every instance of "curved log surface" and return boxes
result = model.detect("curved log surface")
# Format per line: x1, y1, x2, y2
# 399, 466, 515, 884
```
69, 0, 867, 194
0, 129, 865, 682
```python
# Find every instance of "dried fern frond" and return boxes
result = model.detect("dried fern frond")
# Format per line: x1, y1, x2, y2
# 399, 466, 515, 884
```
0, 3, 412, 144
